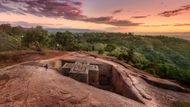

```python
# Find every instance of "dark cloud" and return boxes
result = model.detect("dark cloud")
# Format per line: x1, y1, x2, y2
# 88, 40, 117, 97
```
105, 27, 120, 31
72, 1, 82, 6
83, 16, 142, 26
131, 15, 150, 19
0, 0, 141, 27
84, 16, 112, 22
144, 23, 190, 27
108, 20, 142, 26
143, 24, 171, 27
112, 9, 123, 14
159, 5, 190, 17
0, 0, 85, 20
174, 23, 190, 26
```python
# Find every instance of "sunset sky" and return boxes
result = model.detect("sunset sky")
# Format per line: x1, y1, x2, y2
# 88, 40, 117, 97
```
0, 0, 190, 32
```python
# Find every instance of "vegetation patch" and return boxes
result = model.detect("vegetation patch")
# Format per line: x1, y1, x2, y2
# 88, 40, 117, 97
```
1, 24, 190, 85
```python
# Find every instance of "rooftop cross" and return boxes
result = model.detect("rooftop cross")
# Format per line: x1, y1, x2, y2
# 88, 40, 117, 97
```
61, 60, 99, 86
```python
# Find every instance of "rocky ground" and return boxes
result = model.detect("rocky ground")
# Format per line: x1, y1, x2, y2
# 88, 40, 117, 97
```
0, 51, 190, 107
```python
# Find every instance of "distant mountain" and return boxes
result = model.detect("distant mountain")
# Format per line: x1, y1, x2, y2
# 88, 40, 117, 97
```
46, 28, 101, 33
135, 32, 190, 41
46, 29, 190, 41
176, 36, 190, 41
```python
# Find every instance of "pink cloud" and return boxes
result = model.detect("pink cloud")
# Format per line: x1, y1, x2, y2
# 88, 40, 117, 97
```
159, 5, 190, 17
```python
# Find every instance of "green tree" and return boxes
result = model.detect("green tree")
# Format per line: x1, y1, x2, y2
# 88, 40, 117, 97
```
77, 43, 93, 51
0, 24, 12, 35
105, 44, 116, 52
22, 26, 48, 51
11, 26, 24, 37
0, 31, 21, 51
93, 43, 106, 54
54, 31, 77, 51
127, 47, 135, 62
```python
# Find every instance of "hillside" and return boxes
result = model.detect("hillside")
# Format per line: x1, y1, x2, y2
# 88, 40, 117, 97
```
77, 33, 190, 84
0, 24, 190, 85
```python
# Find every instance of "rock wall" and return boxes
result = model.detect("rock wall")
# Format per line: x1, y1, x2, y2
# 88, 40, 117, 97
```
41, 59, 145, 103
111, 66, 144, 103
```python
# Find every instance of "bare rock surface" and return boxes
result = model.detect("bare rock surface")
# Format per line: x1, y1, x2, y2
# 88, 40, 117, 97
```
0, 65, 144, 107
0, 52, 190, 107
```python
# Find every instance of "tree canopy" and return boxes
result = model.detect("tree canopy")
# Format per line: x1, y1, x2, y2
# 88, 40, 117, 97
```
1, 25, 190, 85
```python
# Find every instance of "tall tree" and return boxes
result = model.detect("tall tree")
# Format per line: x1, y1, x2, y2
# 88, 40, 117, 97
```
22, 26, 48, 51
54, 31, 77, 51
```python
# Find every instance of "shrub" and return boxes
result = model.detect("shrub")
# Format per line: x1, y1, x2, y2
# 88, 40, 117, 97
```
105, 44, 116, 52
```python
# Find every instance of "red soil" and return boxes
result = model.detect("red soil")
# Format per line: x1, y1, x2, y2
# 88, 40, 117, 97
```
0, 50, 67, 68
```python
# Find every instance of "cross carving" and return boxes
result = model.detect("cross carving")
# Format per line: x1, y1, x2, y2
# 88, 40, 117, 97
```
62, 60, 99, 85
